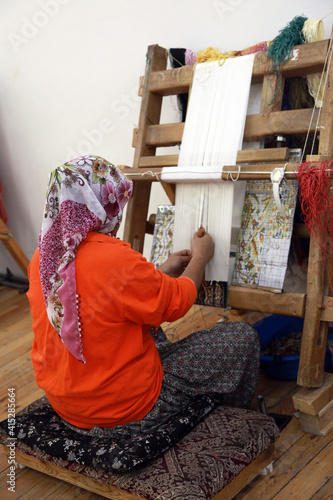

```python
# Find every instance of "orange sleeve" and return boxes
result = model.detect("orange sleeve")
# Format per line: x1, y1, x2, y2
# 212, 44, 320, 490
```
122, 256, 197, 326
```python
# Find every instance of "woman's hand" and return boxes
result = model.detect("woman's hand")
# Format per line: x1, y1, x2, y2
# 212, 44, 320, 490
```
158, 250, 192, 278
191, 230, 215, 264
181, 230, 215, 291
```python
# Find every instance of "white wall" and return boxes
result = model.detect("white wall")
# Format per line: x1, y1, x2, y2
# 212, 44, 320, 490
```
0, 0, 332, 276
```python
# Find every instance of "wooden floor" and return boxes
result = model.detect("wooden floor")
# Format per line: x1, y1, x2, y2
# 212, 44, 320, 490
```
0, 285, 332, 499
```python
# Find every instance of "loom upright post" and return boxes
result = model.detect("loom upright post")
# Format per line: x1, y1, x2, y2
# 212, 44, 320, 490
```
297, 33, 333, 388
123, 45, 168, 252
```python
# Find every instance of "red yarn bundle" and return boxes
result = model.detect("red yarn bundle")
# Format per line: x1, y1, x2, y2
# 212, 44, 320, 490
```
297, 161, 333, 272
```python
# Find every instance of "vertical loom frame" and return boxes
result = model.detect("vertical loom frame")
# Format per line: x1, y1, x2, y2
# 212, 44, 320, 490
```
123, 40, 333, 390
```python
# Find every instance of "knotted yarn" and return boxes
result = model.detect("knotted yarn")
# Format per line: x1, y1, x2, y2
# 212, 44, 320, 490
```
196, 41, 270, 64
297, 161, 333, 283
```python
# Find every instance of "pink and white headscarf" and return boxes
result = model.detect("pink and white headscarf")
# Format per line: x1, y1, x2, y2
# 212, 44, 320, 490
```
38, 155, 133, 363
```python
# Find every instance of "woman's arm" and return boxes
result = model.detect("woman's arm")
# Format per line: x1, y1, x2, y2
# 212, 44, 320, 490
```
158, 250, 192, 278
181, 231, 214, 291
158, 230, 215, 291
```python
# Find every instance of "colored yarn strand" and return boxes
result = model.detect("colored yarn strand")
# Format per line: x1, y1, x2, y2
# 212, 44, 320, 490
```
264, 15, 308, 116
297, 161, 333, 277
196, 41, 270, 64
268, 15, 308, 70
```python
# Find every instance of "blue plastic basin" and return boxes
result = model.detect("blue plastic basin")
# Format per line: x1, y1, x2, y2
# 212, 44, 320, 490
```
253, 314, 333, 380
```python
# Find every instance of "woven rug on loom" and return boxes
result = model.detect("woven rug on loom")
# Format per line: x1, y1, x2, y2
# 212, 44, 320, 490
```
150, 205, 228, 308
167, 53, 255, 285
0, 396, 279, 500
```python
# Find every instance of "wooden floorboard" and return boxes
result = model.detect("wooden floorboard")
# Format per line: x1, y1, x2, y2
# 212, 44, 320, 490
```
0, 286, 332, 499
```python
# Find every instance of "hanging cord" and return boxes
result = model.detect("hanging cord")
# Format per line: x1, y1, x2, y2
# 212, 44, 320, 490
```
163, 304, 205, 341
321, 10, 333, 21
309, 30, 333, 158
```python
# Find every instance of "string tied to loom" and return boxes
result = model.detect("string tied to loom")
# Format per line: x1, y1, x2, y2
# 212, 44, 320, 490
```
221, 164, 241, 181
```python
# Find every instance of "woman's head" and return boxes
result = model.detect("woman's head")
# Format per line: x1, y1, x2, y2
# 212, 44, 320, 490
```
38, 155, 133, 362
42, 155, 133, 237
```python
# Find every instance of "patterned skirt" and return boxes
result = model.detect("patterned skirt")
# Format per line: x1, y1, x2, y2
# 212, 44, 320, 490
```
64, 322, 260, 439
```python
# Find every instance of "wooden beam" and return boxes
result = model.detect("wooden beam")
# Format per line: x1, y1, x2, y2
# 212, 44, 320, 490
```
292, 373, 333, 415
244, 108, 318, 140
212, 444, 278, 500
147, 40, 329, 96
136, 148, 290, 169
237, 147, 289, 163
143, 108, 318, 148
133, 45, 168, 168
317, 37, 333, 160
298, 399, 333, 436
139, 154, 179, 168
297, 236, 328, 387
228, 286, 305, 317
146, 122, 184, 147
123, 181, 151, 252
2, 448, 145, 500
121, 163, 301, 182
260, 74, 285, 115
123, 44, 168, 250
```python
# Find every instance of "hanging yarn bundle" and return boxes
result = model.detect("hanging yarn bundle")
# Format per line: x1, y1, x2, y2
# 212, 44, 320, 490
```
297, 161, 333, 282
288, 76, 314, 109
196, 41, 270, 64
302, 19, 326, 107
264, 15, 308, 115
0, 179, 8, 224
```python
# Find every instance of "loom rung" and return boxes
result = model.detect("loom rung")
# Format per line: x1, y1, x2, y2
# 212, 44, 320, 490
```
147, 40, 330, 96
136, 148, 290, 168
244, 108, 319, 140
143, 108, 319, 149
122, 163, 300, 181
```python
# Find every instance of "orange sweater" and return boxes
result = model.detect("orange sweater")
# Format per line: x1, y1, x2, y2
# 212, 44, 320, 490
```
28, 233, 197, 429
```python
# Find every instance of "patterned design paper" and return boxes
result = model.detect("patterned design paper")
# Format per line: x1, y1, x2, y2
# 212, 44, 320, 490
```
232, 179, 298, 291
150, 206, 175, 266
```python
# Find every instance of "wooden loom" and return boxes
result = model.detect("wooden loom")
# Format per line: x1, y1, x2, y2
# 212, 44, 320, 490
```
122, 39, 333, 432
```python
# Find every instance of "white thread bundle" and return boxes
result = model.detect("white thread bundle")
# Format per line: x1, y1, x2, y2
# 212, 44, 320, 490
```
170, 54, 255, 282
302, 19, 326, 107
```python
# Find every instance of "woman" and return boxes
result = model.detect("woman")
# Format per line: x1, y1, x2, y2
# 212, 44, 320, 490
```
28, 155, 260, 439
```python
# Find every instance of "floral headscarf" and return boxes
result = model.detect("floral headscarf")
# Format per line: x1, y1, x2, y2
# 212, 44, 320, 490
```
38, 155, 133, 363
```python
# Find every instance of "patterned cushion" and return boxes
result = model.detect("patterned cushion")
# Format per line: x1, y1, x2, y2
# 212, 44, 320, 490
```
0, 396, 279, 499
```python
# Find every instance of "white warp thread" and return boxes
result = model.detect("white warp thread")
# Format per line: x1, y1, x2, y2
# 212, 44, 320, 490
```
171, 54, 255, 282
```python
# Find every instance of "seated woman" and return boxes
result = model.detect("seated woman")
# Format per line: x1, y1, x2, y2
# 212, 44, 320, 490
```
27, 155, 260, 441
